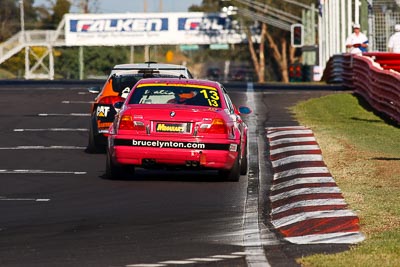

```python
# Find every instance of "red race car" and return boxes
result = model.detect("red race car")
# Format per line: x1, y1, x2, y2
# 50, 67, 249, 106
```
106, 78, 252, 181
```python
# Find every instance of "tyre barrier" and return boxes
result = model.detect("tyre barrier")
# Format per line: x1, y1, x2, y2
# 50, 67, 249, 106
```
363, 52, 400, 73
322, 53, 400, 125
353, 55, 400, 124
266, 126, 365, 244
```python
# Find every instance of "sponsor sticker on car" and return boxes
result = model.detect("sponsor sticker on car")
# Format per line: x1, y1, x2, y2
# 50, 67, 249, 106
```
96, 105, 111, 117
155, 122, 191, 133
113, 139, 233, 150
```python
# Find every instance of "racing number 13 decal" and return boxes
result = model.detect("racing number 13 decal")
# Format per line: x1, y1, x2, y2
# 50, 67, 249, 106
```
200, 89, 219, 107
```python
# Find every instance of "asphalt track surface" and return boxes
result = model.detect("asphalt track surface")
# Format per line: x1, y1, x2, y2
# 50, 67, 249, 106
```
0, 80, 348, 267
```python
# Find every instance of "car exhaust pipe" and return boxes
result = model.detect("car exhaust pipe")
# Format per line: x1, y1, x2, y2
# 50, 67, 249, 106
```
191, 161, 199, 167
142, 158, 156, 166
185, 160, 200, 167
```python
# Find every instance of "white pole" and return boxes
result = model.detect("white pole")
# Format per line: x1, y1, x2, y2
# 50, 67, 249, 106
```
19, 0, 25, 41
355, 0, 360, 24
49, 46, 54, 80
341, 0, 346, 52
130, 46, 135, 63
324, 0, 329, 62
334, 0, 340, 54
79, 46, 84, 80
20, 0, 26, 79
145, 45, 149, 61
348, 0, 353, 36
318, 4, 324, 69
24, 46, 29, 79
331, 0, 336, 54
328, 0, 334, 58
19, 0, 24, 32
367, 0, 374, 51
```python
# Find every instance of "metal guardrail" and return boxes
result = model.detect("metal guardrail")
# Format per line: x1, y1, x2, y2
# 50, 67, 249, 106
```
0, 30, 65, 64
322, 53, 400, 125
0, 32, 24, 64
0, 17, 66, 80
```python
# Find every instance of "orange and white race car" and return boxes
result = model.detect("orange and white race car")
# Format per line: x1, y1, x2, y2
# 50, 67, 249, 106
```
87, 62, 193, 152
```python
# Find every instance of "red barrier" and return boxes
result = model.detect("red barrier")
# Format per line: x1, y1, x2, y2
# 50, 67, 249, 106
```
363, 52, 400, 73
266, 126, 365, 244
322, 53, 400, 125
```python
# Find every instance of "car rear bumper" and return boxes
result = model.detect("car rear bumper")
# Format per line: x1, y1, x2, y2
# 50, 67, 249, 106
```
108, 137, 239, 170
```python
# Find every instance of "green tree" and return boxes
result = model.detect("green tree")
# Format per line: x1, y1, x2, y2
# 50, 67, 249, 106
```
0, 0, 39, 41
38, 0, 71, 29
23, 0, 38, 28
84, 46, 130, 76
1, 0, 71, 76
189, 0, 221, 12
55, 46, 130, 79
189, 0, 316, 82
0, 0, 19, 41
53, 0, 71, 27
2, 46, 51, 78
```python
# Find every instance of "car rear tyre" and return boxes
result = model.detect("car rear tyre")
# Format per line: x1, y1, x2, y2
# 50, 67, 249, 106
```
218, 154, 241, 182
87, 117, 102, 153
106, 152, 135, 180
106, 152, 120, 179
240, 145, 248, 175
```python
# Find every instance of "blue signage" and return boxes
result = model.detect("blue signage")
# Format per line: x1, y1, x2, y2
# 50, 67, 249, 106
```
178, 16, 227, 31
69, 18, 169, 32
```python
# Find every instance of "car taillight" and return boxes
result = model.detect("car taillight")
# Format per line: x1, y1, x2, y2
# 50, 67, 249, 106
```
119, 115, 134, 130
199, 118, 228, 134
98, 96, 124, 105
118, 115, 146, 131
133, 121, 146, 131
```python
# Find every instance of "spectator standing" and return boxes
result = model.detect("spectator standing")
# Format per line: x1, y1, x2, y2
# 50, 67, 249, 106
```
388, 24, 400, 53
345, 23, 369, 54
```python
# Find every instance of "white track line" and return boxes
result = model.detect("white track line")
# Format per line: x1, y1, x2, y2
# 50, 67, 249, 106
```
14, 128, 88, 132
62, 100, 92, 104
245, 82, 271, 267
0, 146, 86, 150
0, 169, 86, 174
38, 113, 90, 117
0, 197, 50, 202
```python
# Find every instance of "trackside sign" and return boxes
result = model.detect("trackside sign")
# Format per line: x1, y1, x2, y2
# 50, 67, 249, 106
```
64, 12, 249, 46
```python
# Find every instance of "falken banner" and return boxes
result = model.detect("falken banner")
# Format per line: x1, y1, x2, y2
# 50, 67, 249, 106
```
64, 12, 248, 46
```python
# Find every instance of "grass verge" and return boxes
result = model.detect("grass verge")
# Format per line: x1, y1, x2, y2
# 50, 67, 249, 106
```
291, 92, 400, 267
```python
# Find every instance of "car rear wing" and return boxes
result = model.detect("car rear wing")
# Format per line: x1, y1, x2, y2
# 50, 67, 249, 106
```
112, 67, 189, 71
111, 68, 193, 79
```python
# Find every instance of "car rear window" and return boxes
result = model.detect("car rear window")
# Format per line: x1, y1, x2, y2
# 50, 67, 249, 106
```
128, 84, 221, 107
111, 73, 189, 93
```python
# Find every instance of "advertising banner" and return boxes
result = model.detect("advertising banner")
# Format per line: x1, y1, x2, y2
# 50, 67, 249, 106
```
64, 12, 247, 46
